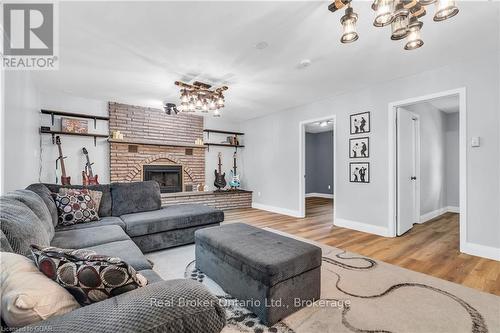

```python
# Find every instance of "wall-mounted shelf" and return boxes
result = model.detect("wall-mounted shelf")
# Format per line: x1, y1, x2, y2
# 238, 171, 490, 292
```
109, 138, 205, 149
203, 129, 244, 136
204, 142, 245, 152
41, 109, 110, 128
40, 128, 108, 146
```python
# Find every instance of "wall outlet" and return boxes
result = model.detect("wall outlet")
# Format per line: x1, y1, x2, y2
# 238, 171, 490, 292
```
471, 137, 481, 147
328, 185, 331, 190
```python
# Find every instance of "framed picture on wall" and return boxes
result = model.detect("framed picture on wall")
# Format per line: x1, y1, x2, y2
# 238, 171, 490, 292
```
350, 162, 370, 183
349, 137, 369, 158
350, 112, 370, 134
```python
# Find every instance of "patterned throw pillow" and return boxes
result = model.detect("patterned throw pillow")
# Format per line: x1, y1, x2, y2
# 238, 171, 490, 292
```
53, 189, 99, 226
30, 245, 148, 305
58, 188, 103, 215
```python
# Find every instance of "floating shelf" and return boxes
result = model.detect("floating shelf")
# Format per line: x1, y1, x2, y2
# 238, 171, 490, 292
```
108, 138, 205, 149
204, 142, 245, 152
40, 128, 108, 146
41, 109, 109, 128
203, 129, 244, 136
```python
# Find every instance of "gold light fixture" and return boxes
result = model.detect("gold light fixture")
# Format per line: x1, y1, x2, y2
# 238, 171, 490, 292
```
433, 0, 459, 21
328, 0, 459, 50
404, 16, 424, 50
340, 4, 359, 43
174, 81, 228, 117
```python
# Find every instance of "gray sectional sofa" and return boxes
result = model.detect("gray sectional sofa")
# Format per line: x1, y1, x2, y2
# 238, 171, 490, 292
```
0, 181, 226, 332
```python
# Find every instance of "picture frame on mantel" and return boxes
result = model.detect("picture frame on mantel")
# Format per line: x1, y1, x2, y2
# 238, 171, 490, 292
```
350, 112, 371, 135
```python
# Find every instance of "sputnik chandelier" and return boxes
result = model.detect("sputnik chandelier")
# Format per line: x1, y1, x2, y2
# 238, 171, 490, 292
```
329, 0, 459, 50
174, 81, 228, 117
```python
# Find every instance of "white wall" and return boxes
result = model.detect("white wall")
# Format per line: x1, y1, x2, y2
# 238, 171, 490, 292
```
39, 91, 109, 185
203, 117, 243, 190
3, 72, 40, 193
445, 112, 459, 208
242, 52, 500, 254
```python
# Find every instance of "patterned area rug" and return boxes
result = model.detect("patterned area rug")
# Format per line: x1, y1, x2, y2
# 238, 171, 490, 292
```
146, 229, 500, 333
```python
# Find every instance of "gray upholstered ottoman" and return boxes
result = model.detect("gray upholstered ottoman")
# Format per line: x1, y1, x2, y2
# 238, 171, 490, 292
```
195, 223, 321, 326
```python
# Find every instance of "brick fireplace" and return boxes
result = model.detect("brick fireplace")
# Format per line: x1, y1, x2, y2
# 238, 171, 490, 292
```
108, 102, 205, 192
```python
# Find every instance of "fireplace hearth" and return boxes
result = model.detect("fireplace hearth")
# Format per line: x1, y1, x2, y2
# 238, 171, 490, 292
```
143, 165, 183, 193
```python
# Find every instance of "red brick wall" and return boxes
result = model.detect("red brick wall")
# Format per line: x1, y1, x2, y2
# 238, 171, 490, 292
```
109, 102, 205, 187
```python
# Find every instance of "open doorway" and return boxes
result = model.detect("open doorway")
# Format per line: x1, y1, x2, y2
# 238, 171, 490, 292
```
299, 117, 336, 219
389, 88, 466, 252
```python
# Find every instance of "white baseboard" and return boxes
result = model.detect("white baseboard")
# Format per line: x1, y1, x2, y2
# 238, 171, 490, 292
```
251, 203, 303, 218
461, 242, 500, 261
334, 218, 391, 237
420, 206, 460, 223
305, 193, 334, 199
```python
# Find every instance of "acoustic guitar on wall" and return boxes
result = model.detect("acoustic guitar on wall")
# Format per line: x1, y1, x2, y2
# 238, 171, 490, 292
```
82, 147, 99, 185
55, 136, 71, 185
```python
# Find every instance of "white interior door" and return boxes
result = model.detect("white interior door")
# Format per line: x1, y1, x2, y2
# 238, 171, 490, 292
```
397, 108, 419, 236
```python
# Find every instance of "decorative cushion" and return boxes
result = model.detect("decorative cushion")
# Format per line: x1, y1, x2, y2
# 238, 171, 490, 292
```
59, 188, 103, 214
0, 198, 51, 257
30, 245, 148, 305
0, 252, 80, 327
54, 189, 99, 226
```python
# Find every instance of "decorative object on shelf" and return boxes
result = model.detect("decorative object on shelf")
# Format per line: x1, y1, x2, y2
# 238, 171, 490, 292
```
350, 137, 370, 158
350, 112, 371, 134
164, 103, 179, 115
82, 147, 99, 185
328, 0, 459, 50
350, 162, 370, 183
214, 152, 227, 191
61, 118, 88, 134
229, 152, 241, 190
195, 138, 204, 145
174, 80, 228, 117
55, 136, 71, 185
111, 130, 124, 140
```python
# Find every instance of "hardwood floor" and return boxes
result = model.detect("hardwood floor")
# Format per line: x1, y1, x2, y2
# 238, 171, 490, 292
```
224, 197, 500, 296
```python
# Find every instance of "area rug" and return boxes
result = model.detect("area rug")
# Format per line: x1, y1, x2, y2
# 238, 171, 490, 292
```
146, 228, 500, 333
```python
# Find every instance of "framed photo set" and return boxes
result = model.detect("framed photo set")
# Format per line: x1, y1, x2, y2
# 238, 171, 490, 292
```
350, 162, 370, 183
350, 112, 370, 134
349, 137, 369, 158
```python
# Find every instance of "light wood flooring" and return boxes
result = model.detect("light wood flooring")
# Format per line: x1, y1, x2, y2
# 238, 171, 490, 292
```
224, 197, 500, 296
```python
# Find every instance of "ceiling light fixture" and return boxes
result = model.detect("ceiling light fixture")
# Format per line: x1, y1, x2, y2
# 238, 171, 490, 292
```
316, 120, 333, 127
174, 81, 228, 117
340, 4, 359, 43
328, 0, 459, 50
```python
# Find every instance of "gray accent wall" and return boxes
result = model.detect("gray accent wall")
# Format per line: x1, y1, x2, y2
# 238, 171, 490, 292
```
305, 131, 333, 195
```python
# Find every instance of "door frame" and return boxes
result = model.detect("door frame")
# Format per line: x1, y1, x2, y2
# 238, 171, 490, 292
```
396, 108, 421, 235
298, 115, 337, 219
388, 88, 467, 251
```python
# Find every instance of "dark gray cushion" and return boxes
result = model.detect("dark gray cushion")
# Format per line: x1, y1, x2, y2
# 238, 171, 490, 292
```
1, 229, 13, 253
111, 181, 161, 217
43, 183, 112, 217
26, 183, 59, 227
83, 240, 153, 271
4, 190, 54, 240
0, 198, 51, 257
137, 269, 163, 284
121, 204, 224, 237
51, 225, 130, 249
55, 216, 125, 232
195, 223, 322, 287
19, 279, 226, 333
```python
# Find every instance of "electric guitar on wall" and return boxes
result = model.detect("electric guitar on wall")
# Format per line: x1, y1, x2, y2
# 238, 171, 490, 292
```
214, 152, 227, 191
82, 147, 99, 185
55, 136, 71, 185
229, 152, 240, 190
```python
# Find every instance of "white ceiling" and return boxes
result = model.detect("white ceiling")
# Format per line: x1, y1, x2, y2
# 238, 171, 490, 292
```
427, 95, 460, 113
32, 1, 499, 121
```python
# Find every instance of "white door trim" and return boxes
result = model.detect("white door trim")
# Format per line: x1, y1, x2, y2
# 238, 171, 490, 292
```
299, 115, 337, 220
388, 88, 467, 253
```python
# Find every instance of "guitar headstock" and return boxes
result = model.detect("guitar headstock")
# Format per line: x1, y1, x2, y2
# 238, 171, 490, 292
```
82, 147, 88, 155
55, 136, 61, 145
218, 152, 222, 158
